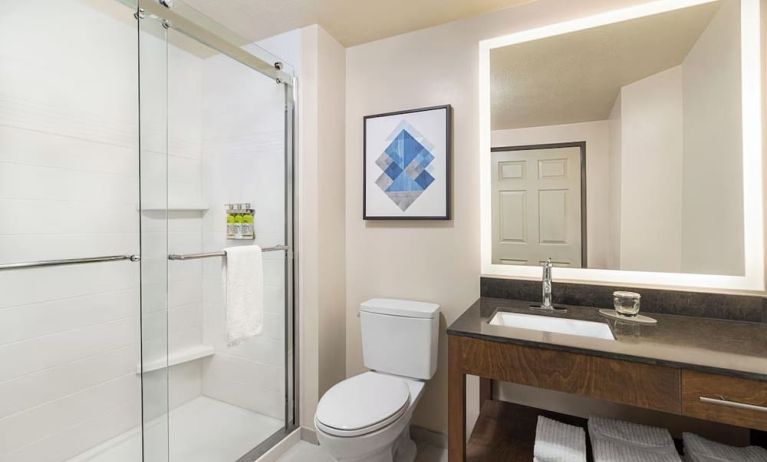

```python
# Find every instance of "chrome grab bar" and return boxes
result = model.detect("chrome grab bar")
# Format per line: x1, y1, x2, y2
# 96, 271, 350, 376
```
0, 254, 140, 271
700, 396, 767, 413
168, 245, 289, 261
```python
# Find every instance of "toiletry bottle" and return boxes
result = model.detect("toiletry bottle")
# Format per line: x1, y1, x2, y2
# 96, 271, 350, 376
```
243, 206, 254, 238
234, 204, 244, 238
226, 205, 235, 238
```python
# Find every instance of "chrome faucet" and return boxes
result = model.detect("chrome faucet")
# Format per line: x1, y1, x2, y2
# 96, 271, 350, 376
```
541, 258, 553, 309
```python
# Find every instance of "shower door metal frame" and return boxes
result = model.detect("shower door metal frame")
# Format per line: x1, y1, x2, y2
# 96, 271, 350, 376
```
135, 1, 299, 460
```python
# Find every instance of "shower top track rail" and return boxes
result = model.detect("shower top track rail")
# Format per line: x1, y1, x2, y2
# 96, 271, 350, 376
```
168, 245, 289, 261
0, 254, 140, 271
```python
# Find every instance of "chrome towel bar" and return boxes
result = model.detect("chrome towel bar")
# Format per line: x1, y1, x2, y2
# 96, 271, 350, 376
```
0, 254, 140, 271
0, 245, 289, 269
168, 245, 289, 261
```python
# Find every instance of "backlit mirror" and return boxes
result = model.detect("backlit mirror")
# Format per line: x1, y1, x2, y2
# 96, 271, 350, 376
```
482, 0, 762, 284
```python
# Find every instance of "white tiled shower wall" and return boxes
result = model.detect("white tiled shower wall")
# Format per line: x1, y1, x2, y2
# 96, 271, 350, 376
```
198, 34, 300, 420
0, 0, 294, 459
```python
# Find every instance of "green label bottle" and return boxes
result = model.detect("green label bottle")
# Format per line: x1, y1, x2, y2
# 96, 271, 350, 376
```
226, 207, 236, 238
234, 213, 244, 238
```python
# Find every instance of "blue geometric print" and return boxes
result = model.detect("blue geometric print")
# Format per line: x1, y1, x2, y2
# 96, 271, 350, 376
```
375, 125, 436, 211
414, 170, 435, 190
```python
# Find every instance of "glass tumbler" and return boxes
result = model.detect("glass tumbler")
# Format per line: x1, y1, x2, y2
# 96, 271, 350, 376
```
613, 291, 641, 317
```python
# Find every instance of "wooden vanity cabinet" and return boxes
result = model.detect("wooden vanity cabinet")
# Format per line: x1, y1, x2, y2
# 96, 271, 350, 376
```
448, 334, 767, 461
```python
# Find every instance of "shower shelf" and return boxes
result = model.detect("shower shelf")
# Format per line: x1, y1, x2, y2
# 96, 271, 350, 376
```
138, 203, 209, 212
137, 344, 216, 374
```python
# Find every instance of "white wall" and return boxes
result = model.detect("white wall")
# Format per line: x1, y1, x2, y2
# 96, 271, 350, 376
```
492, 121, 613, 269
315, 29, 348, 399
618, 66, 684, 273
608, 95, 623, 269
344, 0, 659, 435
0, 0, 142, 459
681, 0, 744, 275
297, 24, 348, 429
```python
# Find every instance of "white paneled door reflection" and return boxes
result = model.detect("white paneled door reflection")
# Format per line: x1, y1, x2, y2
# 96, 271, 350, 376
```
491, 144, 584, 268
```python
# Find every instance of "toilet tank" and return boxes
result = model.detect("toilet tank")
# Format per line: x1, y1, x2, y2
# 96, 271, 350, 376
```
360, 298, 440, 380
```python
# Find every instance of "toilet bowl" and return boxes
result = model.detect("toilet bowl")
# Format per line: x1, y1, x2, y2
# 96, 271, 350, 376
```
314, 298, 440, 462
315, 372, 425, 462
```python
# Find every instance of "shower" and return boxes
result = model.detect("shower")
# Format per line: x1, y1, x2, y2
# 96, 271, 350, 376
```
0, 0, 297, 460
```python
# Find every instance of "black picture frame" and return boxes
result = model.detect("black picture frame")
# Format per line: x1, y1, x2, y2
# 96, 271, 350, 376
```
363, 104, 452, 220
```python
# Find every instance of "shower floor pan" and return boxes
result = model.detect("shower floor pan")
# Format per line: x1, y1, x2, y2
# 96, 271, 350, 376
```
68, 396, 282, 462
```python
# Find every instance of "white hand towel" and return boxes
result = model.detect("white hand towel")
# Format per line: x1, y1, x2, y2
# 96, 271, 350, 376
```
683, 433, 767, 462
589, 416, 682, 462
534, 416, 587, 462
224, 245, 264, 346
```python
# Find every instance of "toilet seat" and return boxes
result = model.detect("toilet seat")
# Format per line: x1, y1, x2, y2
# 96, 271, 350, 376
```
315, 372, 411, 437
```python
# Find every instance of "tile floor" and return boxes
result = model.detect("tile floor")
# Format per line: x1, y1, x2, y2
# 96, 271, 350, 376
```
276, 440, 448, 462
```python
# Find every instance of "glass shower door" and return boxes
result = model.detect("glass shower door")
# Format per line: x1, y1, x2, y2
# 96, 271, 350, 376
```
0, 0, 143, 460
138, 7, 171, 462
137, 2, 295, 460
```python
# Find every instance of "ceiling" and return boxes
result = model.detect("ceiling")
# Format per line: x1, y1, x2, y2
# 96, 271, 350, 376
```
490, 1, 722, 130
174, 0, 534, 47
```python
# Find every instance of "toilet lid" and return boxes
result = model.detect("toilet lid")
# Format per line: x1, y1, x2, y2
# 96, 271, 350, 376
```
315, 372, 410, 437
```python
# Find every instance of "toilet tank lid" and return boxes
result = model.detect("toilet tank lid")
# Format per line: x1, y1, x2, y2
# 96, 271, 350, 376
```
360, 298, 440, 319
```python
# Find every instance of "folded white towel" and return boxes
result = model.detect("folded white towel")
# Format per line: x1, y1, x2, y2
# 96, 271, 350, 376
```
591, 438, 683, 462
534, 416, 587, 462
683, 433, 767, 462
589, 416, 682, 462
224, 245, 264, 346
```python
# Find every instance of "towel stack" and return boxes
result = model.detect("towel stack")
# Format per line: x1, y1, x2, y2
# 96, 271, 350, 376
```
534, 416, 587, 462
588, 416, 682, 462
683, 433, 767, 462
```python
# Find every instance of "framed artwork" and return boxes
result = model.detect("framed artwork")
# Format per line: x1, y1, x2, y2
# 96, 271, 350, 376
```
363, 105, 452, 220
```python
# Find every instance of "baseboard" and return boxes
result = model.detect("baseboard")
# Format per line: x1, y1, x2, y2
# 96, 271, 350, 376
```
410, 425, 447, 449
300, 426, 320, 445
254, 429, 300, 462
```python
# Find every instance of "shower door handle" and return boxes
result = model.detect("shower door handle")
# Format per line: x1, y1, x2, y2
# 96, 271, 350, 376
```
0, 254, 140, 271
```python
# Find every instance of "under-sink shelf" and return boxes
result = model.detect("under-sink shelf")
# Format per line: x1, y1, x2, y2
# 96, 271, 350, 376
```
467, 400, 591, 461
137, 344, 215, 374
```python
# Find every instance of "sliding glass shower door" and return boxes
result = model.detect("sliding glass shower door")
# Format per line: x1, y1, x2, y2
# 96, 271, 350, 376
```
0, 0, 143, 460
0, 0, 294, 460
137, 2, 296, 461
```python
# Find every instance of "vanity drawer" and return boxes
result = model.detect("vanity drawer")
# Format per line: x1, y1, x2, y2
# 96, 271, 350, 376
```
459, 337, 681, 414
682, 370, 767, 431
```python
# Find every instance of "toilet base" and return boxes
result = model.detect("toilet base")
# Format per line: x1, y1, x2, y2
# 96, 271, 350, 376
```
321, 425, 417, 462
393, 428, 417, 462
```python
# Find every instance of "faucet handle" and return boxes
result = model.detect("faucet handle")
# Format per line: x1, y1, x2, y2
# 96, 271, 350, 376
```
542, 257, 553, 268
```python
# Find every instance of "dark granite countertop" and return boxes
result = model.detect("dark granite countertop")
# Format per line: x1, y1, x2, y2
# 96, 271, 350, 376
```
448, 297, 767, 381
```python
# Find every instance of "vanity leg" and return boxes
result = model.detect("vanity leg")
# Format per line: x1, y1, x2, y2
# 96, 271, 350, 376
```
448, 335, 466, 461
480, 378, 493, 406
752, 429, 767, 448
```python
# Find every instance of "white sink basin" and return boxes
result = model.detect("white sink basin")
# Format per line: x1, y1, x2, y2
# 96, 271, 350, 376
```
488, 311, 615, 340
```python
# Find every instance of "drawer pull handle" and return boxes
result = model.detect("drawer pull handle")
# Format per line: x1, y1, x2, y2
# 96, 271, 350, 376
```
700, 396, 767, 413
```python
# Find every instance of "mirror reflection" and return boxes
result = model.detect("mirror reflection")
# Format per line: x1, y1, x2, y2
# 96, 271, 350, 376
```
489, 0, 744, 275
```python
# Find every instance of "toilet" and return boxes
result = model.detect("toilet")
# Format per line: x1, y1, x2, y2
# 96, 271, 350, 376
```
314, 298, 440, 462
